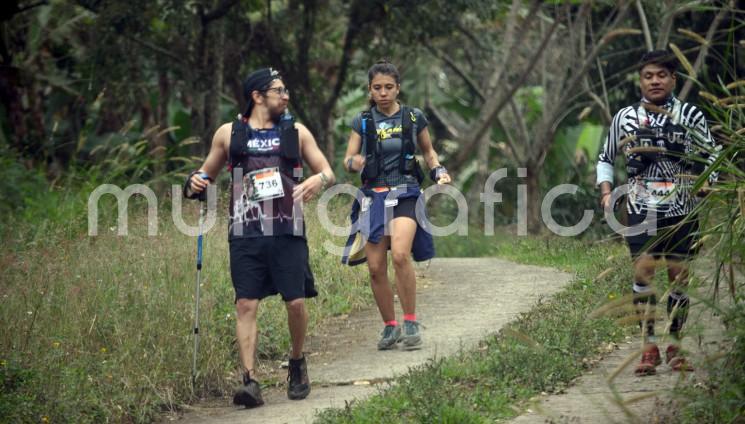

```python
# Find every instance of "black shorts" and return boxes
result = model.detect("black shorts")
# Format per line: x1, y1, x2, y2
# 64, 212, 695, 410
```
624, 211, 700, 260
229, 235, 317, 302
393, 196, 418, 220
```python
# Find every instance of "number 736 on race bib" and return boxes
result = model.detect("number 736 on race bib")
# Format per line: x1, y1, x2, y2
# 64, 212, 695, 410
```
248, 167, 285, 201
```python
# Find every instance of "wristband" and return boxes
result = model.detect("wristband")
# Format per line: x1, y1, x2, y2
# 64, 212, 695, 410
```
346, 157, 354, 172
183, 170, 211, 200
318, 172, 329, 189
429, 165, 448, 182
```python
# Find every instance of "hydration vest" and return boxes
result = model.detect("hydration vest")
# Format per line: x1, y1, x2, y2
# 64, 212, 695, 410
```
360, 105, 422, 184
627, 99, 691, 177
229, 113, 303, 181
227, 113, 304, 238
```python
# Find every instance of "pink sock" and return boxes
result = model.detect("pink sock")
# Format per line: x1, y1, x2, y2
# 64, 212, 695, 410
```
403, 314, 416, 322
385, 320, 398, 327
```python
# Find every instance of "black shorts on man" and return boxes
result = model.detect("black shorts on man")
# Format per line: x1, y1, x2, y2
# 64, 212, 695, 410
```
624, 211, 699, 260
229, 235, 317, 302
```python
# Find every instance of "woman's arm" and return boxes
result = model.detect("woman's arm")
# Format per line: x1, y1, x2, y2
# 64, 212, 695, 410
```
343, 130, 366, 172
293, 123, 335, 203
417, 128, 451, 184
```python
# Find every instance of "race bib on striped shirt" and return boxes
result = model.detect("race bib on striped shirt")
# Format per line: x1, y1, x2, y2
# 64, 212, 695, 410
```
644, 181, 676, 206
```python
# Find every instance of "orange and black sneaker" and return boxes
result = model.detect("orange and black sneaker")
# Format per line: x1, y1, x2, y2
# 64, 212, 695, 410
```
666, 344, 694, 372
635, 343, 661, 376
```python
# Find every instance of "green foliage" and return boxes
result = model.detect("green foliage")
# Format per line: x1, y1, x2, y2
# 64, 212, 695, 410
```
84, 134, 198, 185
663, 48, 745, 423
0, 144, 48, 219
542, 122, 605, 237
1, 2, 741, 422
672, 302, 745, 423
0, 128, 199, 247
0, 360, 40, 423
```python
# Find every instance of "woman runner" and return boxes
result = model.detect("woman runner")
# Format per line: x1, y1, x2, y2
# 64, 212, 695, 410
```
342, 60, 451, 350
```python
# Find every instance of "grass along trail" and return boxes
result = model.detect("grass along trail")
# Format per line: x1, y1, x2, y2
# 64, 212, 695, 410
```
171, 258, 573, 424
508, 262, 733, 424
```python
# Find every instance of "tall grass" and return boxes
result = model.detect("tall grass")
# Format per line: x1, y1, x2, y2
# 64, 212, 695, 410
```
0, 171, 370, 423
661, 47, 745, 423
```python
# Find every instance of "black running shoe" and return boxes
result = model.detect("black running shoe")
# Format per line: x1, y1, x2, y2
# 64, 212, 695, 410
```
233, 373, 264, 408
287, 356, 311, 400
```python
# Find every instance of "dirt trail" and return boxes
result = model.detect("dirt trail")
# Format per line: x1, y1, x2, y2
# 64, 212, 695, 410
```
171, 257, 573, 424
508, 279, 729, 424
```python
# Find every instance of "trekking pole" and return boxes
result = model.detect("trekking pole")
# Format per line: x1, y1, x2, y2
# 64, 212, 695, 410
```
192, 173, 211, 388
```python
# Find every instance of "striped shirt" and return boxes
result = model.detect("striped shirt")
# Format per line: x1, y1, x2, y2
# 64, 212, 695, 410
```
597, 96, 719, 217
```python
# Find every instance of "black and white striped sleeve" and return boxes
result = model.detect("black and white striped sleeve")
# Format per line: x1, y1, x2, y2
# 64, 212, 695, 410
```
597, 106, 634, 186
682, 103, 720, 184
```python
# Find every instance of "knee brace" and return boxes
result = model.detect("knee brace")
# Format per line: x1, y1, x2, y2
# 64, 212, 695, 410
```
667, 291, 690, 335
632, 282, 657, 305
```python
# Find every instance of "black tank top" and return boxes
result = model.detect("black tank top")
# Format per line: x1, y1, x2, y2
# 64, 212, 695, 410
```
228, 119, 304, 239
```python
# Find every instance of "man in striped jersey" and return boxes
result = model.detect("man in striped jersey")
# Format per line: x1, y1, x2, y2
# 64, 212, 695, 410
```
596, 50, 718, 376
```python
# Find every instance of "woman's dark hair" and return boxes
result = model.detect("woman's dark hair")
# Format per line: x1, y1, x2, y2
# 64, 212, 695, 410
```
367, 60, 401, 107
367, 60, 401, 85
638, 50, 678, 74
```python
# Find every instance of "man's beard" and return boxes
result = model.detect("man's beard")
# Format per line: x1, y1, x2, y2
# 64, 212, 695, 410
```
269, 105, 286, 121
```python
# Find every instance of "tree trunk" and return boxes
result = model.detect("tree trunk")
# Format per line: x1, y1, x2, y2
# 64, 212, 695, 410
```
468, 133, 491, 224
526, 162, 542, 235
27, 75, 47, 165
655, 0, 677, 49
321, 113, 334, 162
190, 90, 206, 156
452, 16, 559, 171
678, 1, 730, 101
0, 66, 28, 155
191, 10, 211, 155
227, 75, 245, 116
152, 64, 170, 190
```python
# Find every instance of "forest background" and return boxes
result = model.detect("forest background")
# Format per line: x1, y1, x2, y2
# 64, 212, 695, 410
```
1, 1, 743, 423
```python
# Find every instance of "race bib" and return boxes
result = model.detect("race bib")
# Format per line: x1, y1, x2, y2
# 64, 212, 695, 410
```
384, 198, 399, 208
248, 167, 284, 201
645, 181, 676, 206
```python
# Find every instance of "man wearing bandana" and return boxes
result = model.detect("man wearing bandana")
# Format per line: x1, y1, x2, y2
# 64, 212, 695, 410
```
185, 68, 335, 407
597, 51, 719, 376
